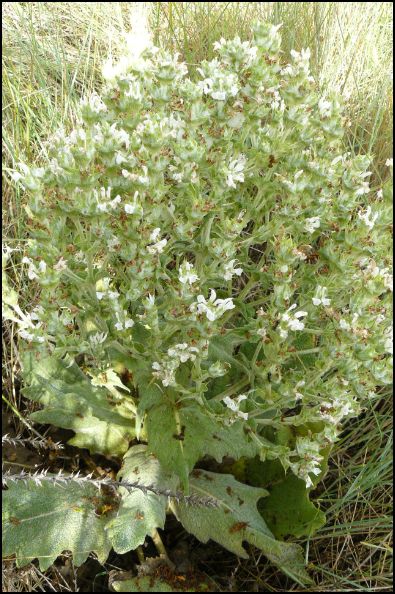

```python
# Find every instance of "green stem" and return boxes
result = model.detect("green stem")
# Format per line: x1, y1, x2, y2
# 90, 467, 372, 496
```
211, 377, 250, 402
136, 545, 145, 564
151, 528, 168, 558
290, 347, 321, 356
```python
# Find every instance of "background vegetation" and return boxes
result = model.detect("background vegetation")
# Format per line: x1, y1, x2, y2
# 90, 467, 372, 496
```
2, 2, 393, 591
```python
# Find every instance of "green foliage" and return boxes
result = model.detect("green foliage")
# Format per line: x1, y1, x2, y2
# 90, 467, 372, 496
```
246, 458, 326, 539
2, 479, 113, 571
171, 470, 312, 586
106, 445, 178, 553
112, 575, 213, 592
146, 402, 258, 490
112, 577, 177, 592
22, 352, 136, 456
2, 19, 393, 585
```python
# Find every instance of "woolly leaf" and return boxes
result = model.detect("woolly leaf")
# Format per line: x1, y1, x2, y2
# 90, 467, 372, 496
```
112, 575, 213, 592
146, 402, 258, 489
112, 577, 175, 592
246, 458, 326, 539
2, 479, 114, 570
22, 352, 135, 456
106, 445, 178, 553
171, 470, 312, 586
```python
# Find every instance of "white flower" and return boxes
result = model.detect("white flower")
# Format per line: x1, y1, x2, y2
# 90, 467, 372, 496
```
179, 261, 199, 285
223, 394, 248, 421
355, 181, 370, 196
54, 257, 68, 272
22, 257, 47, 280
122, 169, 132, 179
318, 97, 332, 117
151, 339, 205, 387
294, 380, 306, 402
22, 256, 37, 280
279, 327, 289, 339
172, 171, 184, 183
386, 158, 393, 167
319, 393, 359, 425
358, 205, 378, 230
115, 152, 127, 165
150, 228, 161, 242
312, 286, 331, 307
152, 360, 178, 387
226, 154, 246, 188
110, 195, 122, 209
167, 343, 199, 363
384, 326, 393, 354
109, 124, 130, 149
143, 294, 155, 310
95, 186, 120, 213
223, 396, 238, 412
280, 304, 308, 335
257, 328, 267, 338
291, 436, 323, 488
81, 92, 107, 113
339, 319, 351, 331
89, 332, 108, 346
288, 316, 307, 331
114, 311, 134, 331
96, 277, 119, 301
212, 90, 227, 101
304, 217, 320, 233
190, 289, 235, 321
292, 248, 307, 261
377, 189, 383, 199
124, 191, 143, 216
147, 238, 167, 255
223, 259, 243, 281
18, 329, 45, 343
30, 305, 45, 321
107, 236, 121, 250
383, 273, 393, 292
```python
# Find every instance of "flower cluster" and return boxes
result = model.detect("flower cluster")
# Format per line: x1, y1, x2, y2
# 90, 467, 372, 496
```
190, 289, 235, 322
4, 22, 392, 490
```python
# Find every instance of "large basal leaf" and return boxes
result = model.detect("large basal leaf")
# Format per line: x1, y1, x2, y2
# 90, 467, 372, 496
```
246, 458, 326, 539
112, 577, 176, 592
171, 470, 312, 586
106, 445, 178, 553
22, 352, 135, 456
146, 402, 258, 489
2, 479, 114, 570
112, 575, 213, 592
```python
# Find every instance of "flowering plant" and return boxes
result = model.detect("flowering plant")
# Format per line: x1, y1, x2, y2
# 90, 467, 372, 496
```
3, 22, 393, 585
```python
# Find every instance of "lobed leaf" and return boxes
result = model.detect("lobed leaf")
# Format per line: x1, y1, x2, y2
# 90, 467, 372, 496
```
22, 352, 135, 456
171, 470, 313, 586
147, 402, 258, 489
106, 445, 178, 553
2, 479, 114, 570
247, 458, 326, 539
